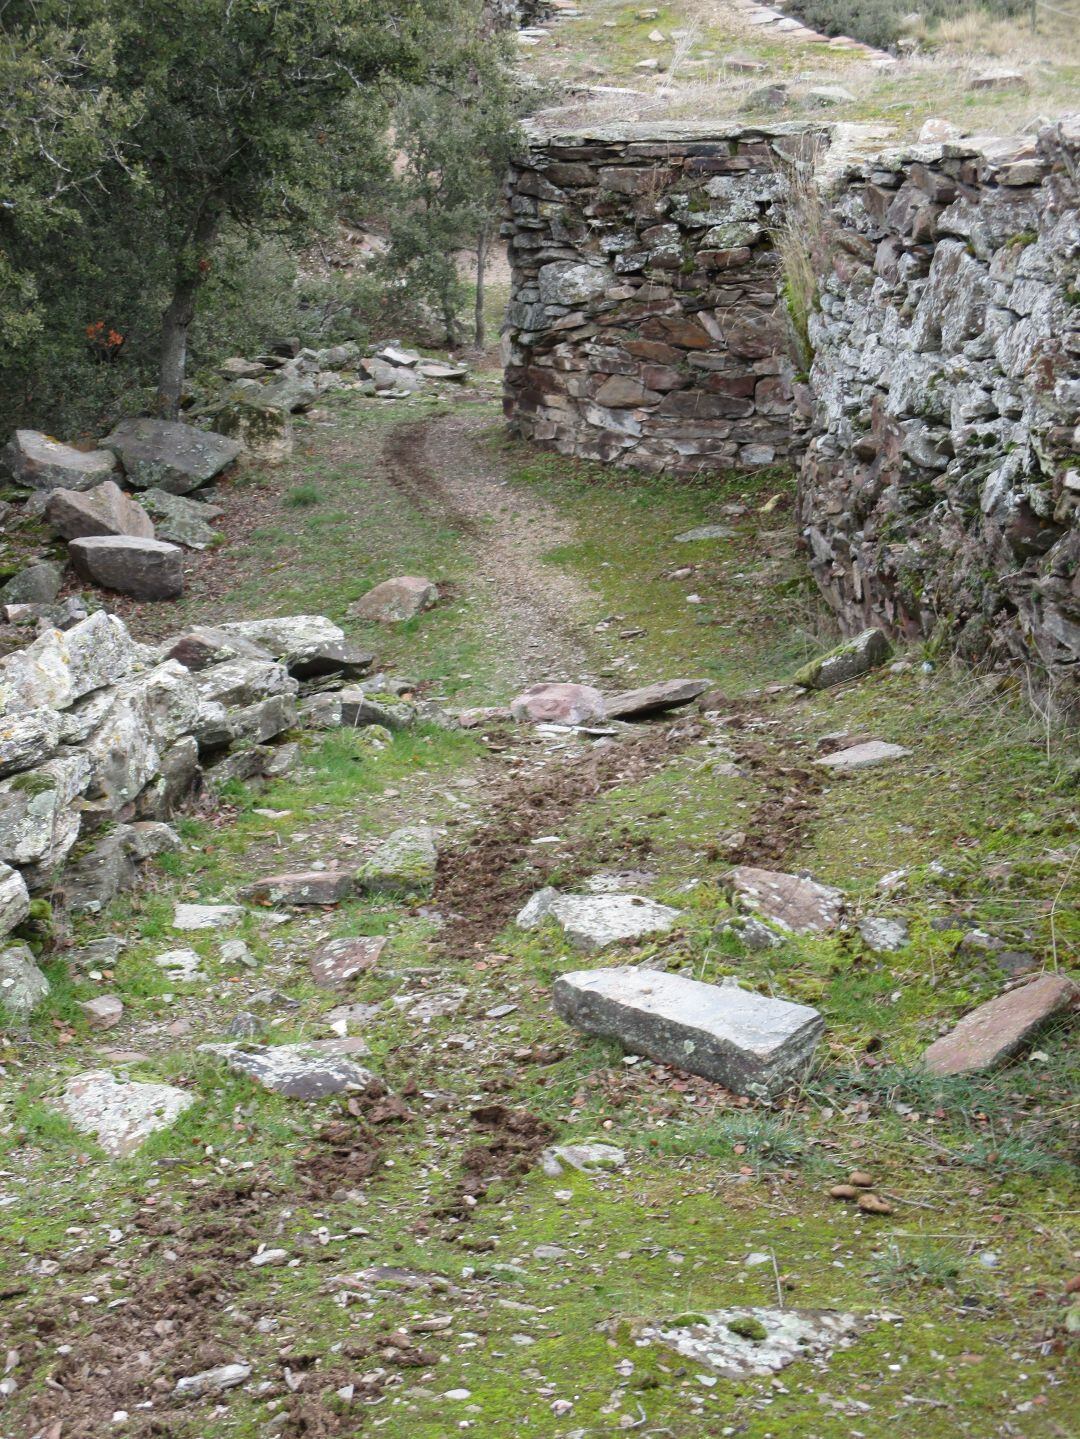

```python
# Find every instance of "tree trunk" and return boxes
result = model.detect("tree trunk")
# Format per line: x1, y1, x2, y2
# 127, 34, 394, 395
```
474, 222, 488, 349
157, 209, 219, 420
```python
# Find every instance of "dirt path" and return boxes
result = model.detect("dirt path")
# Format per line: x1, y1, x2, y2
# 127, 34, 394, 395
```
381, 412, 602, 686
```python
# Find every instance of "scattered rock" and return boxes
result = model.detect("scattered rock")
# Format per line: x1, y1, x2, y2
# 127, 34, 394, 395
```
674, 525, 734, 542
553, 969, 823, 1095
356, 826, 438, 897
1, 430, 116, 491
45, 481, 154, 542
174, 1364, 251, 1398
918, 117, 964, 142
201, 1038, 376, 1098
240, 871, 354, 906
55, 1070, 194, 1157
922, 974, 1078, 1075
540, 1142, 626, 1177
0, 942, 50, 1018
100, 418, 242, 494
153, 948, 203, 981
0, 561, 64, 605
510, 682, 606, 725
604, 678, 709, 719
310, 935, 386, 987
858, 916, 909, 953
817, 740, 911, 771
140, 488, 222, 548
214, 399, 293, 462
804, 85, 855, 105
172, 902, 244, 930
520, 891, 680, 952
641, 1307, 867, 1377
969, 67, 1027, 91
69, 535, 184, 601
78, 995, 124, 1030
0, 609, 136, 714
351, 576, 438, 623
162, 624, 271, 671
217, 615, 372, 679
727, 866, 844, 934
792, 629, 891, 689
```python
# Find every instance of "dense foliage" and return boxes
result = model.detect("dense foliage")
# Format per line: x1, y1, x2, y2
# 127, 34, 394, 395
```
788, 0, 1030, 49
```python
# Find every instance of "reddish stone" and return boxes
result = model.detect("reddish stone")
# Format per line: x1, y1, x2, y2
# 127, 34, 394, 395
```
698, 248, 753, 269
510, 683, 605, 726
593, 375, 662, 408
727, 866, 844, 935
241, 871, 354, 906
310, 936, 386, 988
640, 316, 714, 349
923, 975, 1078, 1076
625, 340, 683, 364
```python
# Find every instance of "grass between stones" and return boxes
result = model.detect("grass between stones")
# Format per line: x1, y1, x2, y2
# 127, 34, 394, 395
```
0, 390, 1076, 1436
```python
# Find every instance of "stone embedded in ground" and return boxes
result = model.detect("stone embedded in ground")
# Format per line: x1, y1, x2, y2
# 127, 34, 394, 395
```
100, 417, 242, 494
804, 85, 855, 105
241, 870, 354, 906
356, 826, 438, 897
0, 609, 136, 714
553, 968, 823, 1095
55, 1069, 194, 1157
310, 935, 386, 987
516, 887, 560, 929
416, 360, 468, 381
45, 480, 154, 542
817, 740, 911, 772
78, 995, 124, 1030
727, 866, 844, 935
858, 916, 909, 953
922, 974, 1078, 1076
540, 1142, 626, 1177
1, 430, 117, 491
792, 629, 891, 689
69, 535, 184, 601
640, 1306, 867, 1378
351, 576, 438, 623
174, 1363, 251, 1398
535, 893, 680, 952
395, 987, 467, 1022
172, 902, 244, 930
0, 561, 64, 605
674, 525, 735, 542
0, 861, 30, 937
201, 1037, 375, 1099
604, 678, 709, 719
153, 948, 203, 981
510, 682, 606, 726
722, 914, 785, 951
139, 488, 222, 548
969, 67, 1027, 90
0, 943, 50, 1018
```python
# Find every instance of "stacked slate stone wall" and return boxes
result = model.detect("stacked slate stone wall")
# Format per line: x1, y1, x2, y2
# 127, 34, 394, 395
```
502, 123, 825, 473
801, 120, 1080, 703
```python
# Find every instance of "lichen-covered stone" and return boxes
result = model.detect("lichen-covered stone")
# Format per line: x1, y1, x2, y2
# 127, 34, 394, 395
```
54, 1070, 193, 1156
356, 825, 438, 897
0, 942, 50, 1017
100, 418, 242, 494
791, 630, 892, 689
0, 611, 137, 715
1, 430, 116, 491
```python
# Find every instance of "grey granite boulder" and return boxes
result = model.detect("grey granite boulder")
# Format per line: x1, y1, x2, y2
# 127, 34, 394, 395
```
192, 657, 296, 709
0, 611, 136, 714
0, 861, 30, 936
0, 562, 64, 605
0, 708, 61, 777
0, 752, 91, 867
792, 629, 891, 689
45, 481, 154, 542
69, 535, 184, 600
54, 1069, 193, 1157
100, 418, 242, 494
200, 1038, 376, 1098
356, 825, 438, 897
518, 890, 680, 952
553, 968, 824, 1095
217, 615, 373, 679
172, 902, 244, 931
817, 741, 910, 772
1, 430, 116, 491
0, 942, 50, 1017
139, 488, 222, 548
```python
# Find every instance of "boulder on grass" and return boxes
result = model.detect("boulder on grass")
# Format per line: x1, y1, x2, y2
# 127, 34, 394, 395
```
0, 430, 116, 492
69, 536, 183, 600
510, 682, 606, 726
54, 1070, 193, 1157
45, 480, 154, 541
351, 577, 438, 623
100, 418, 242, 494
792, 629, 891, 689
213, 399, 293, 463
922, 974, 1078, 1075
356, 825, 437, 897
0, 942, 50, 1018
140, 489, 222, 548
0, 562, 64, 605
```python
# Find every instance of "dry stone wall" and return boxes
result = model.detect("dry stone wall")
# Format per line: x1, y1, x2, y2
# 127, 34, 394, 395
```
800, 120, 1080, 701
502, 123, 824, 474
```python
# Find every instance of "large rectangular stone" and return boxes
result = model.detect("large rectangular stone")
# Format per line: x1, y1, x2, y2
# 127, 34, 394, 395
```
552, 967, 823, 1095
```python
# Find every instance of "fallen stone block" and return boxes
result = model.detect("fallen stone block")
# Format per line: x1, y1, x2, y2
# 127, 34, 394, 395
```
310, 935, 386, 987
0, 561, 64, 605
510, 682, 606, 725
201, 1037, 376, 1098
174, 1363, 251, 1398
218, 615, 373, 679
241, 870, 354, 906
45, 480, 154, 542
69, 535, 184, 601
553, 968, 824, 1094
172, 902, 244, 931
193, 657, 297, 709
0, 942, 50, 1018
54, 1069, 193, 1157
78, 995, 124, 1030
792, 629, 891, 689
214, 398, 293, 462
140, 488, 222, 548
922, 974, 1078, 1075
351, 576, 438, 623
727, 866, 843, 934
604, 678, 709, 719
163, 625, 272, 671
100, 417, 242, 494
520, 891, 680, 952
817, 741, 910, 772
356, 825, 438, 897
1, 430, 117, 491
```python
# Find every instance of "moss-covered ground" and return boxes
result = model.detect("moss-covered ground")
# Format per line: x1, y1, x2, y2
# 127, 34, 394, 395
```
0, 388, 1076, 1437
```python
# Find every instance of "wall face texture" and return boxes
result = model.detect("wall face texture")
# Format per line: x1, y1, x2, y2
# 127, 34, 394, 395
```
503, 118, 1079, 703
801, 122, 1079, 696
502, 123, 821, 473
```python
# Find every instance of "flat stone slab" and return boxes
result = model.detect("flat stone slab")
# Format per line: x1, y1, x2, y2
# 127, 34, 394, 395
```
922, 974, 1078, 1075
100, 418, 242, 495
201, 1038, 375, 1098
510, 682, 606, 725
817, 741, 911, 771
521, 892, 680, 952
604, 678, 709, 719
356, 826, 438, 897
1, 430, 116, 491
858, 916, 909, 953
240, 870, 354, 906
674, 525, 735, 542
553, 968, 823, 1094
792, 629, 891, 689
640, 1306, 868, 1378
541, 1141, 626, 1177
55, 1069, 194, 1157
69, 535, 184, 601
310, 935, 385, 987
172, 902, 245, 930
727, 866, 844, 934
153, 948, 204, 981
